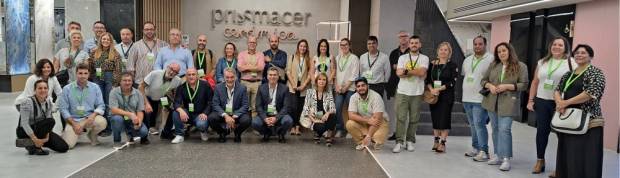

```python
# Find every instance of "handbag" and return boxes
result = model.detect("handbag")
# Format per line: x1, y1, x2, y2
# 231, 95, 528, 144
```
300, 115, 312, 129
551, 108, 591, 134
56, 70, 70, 87
423, 88, 438, 104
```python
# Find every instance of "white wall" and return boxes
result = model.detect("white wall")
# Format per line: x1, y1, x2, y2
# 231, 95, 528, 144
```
434, 0, 491, 55
181, 0, 342, 56
65, 0, 100, 41
35, 0, 55, 60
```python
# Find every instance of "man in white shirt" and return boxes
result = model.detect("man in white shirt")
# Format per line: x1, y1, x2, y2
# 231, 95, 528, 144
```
393, 35, 429, 153
461, 36, 494, 161
115, 27, 134, 72
359, 36, 391, 97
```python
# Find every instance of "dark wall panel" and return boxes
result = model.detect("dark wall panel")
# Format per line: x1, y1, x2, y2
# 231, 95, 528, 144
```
348, 0, 371, 56
101, 0, 136, 42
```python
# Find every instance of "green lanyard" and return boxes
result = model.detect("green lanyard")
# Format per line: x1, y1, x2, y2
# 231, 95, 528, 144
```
338, 54, 350, 72
471, 55, 484, 72
500, 66, 506, 83
186, 82, 200, 103
563, 64, 590, 93
197, 52, 205, 68
547, 59, 564, 78
226, 59, 235, 69
319, 56, 328, 73
359, 99, 369, 115
72, 83, 88, 105
409, 53, 419, 69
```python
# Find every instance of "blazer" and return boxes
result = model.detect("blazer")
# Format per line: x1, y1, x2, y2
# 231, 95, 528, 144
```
255, 83, 289, 120
481, 61, 529, 117
212, 82, 249, 117
286, 54, 312, 96
301, 88, 336, 123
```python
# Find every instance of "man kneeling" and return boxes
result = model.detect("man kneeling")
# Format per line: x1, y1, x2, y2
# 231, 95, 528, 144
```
171, 68, 213, 143
252, 68, 293, 143
109, 72, 149, 148
209, 68, 251, 143
346, 77, 389, 150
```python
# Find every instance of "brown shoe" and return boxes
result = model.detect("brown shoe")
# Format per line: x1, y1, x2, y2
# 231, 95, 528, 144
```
548, 171, 556, 178
432, 137, 440, 151
532, 159, 545, 174
436, 140, 446, 153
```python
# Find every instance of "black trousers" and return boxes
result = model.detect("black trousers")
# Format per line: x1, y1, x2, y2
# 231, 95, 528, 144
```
208, 112, 251, 136
534, 97, 556, 159
145, 97, 174, 135
368, 83, 385, 97
312, 114, 337, 137
16, 118, 68, 153
289, 91, 305, 127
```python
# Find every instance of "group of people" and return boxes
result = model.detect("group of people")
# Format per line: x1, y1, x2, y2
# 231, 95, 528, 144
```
14, 20, 606, 178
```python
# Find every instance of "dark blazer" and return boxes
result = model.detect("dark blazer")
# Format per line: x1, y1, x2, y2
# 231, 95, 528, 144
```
255, 83, 289, 120
173, 80, 213, 115
212, 82, 249, 117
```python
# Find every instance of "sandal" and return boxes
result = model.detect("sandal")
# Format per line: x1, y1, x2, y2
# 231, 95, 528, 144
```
432, 137, 440, 151
436, 140, 446, 153
325, 137, 333, 147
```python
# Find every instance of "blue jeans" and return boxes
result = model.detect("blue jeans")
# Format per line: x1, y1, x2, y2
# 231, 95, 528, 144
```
172, 109, 209, 136
488, 111, 513, 158
463, 102, 489, 152
93, 71, 114, 132
111, 115, 148, 143
534, 97, 556, 159
251, 115, 293, 136
334, 91, 354, 132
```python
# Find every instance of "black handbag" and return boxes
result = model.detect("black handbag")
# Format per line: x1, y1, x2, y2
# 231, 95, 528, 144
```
56, 70, 70, 87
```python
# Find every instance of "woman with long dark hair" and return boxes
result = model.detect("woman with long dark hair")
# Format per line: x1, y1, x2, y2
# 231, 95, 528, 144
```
286, 39, 313, 135
312, 39, 336, 87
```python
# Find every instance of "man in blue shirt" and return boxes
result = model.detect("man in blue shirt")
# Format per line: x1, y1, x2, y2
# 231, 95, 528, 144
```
154, 28, 193, 77
84, 21, 108, 53
262, 35, 287, 84
59, 63, 107, 149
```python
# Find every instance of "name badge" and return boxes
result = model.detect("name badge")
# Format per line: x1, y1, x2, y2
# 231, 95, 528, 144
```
76, 105, 85, 116
197, 70, 205, 77
160, 97, 169, 106
466, 74, 475, 83
433, 80, 442, 88
124, 115, 130, 120
316, 111, 324, 119
146, 53, 155, 63
225, 102, 233, 114
188, 103, 195, 112
543, 79, 555, 90
363, 71, 374, 80
251, 72, 258, 78
267, 104, 277, 115
122, 58, 128, 64
96, 68, 103, 77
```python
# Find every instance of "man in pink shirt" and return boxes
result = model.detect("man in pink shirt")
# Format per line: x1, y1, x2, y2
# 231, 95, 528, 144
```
237, 36, 265, 116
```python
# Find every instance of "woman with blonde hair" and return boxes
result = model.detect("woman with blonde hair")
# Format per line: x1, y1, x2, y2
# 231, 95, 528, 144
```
301, 73, 337, 146
53, 30, 89, 86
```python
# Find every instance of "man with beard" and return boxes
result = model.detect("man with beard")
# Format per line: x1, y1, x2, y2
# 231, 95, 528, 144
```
127, 21, 168, 91
139, 63, 183, 138
346, 77, 389, 151
191, 34, 216, 78
262, 34, 287, 84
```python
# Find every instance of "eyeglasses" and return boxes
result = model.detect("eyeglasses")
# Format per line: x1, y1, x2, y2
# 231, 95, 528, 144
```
339, 44, 348, 47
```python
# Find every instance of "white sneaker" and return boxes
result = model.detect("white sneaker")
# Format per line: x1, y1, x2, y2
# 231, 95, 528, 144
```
487, 155, 501, 165
149, 128, 160, 135
473, 151, 490, 162
499, 158, 511, 171
465, 149, 478, 157
355, 144, 365, 150
113, 142, 125, 150
392, 142, 403, 153
406, 141, 415, 152
200, 132, 209, 141
171, 136, 184, 144
132, 137, 141, 144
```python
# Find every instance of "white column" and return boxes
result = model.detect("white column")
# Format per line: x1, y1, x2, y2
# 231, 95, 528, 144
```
35, 0, 55, 61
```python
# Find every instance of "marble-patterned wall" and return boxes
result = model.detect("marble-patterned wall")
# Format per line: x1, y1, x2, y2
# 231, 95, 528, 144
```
65, 0, 100, 40
35, 0, 55, 61
5, 0, 31, 75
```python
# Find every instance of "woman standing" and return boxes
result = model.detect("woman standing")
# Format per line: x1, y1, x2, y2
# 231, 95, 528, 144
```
334, 38, 359, 137
16, 80, 69, 155
481, 42, 529, 171
53, 30, 89, 86
88, 32, 122, 136
554, 44, 605, 178
425, 42, 458, 153
286, 39, 313, 135
215, 42, 239, 83
312, 39, 336, 87
302, 73, 337, 146
526, 37, 576, 174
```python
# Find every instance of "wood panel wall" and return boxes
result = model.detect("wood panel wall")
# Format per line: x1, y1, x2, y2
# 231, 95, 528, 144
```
142, 0, 181, 40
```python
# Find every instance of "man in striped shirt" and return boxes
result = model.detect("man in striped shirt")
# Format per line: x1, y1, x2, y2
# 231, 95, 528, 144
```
127, 21, 168, 88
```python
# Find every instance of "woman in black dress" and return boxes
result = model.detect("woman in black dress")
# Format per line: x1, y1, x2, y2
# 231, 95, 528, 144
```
553, 44, 606, 178
425, 42, 458, 153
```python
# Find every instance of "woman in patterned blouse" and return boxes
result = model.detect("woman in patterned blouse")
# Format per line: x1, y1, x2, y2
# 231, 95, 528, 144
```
301, 73, 337, 146
87, 32, 122, 136
553, 44, 606, 178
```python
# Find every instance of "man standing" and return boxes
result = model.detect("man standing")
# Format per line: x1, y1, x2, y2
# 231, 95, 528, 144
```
54, 21, 82, 53
154, 28, 193, 77
346, 77, 390, 151
115, 27, 134, 72
84, 21, 108, 53
191, 34, 216, 78
359, 36, 390, 97
109, 72, 149, 148
262, 34, 287, 84
59, 63, 108, 149
392, 35, 429, 153
237, 36, 265, 115
209, 68, 251, 143
251, 68, 293, 143
461, 36, 493, 161
171, 68, 213, 143
387, 31, 410, 141
127, 21, 168, 88
139, 63, 183, 137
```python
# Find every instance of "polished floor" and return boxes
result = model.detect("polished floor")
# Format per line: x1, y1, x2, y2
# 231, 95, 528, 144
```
1, 92, 618, 178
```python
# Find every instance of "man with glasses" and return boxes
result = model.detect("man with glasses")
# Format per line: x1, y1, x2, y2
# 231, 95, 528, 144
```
139, 63, 183, 138
84, 21, 110, 53
237, 36, 265, 116
127, 21, 168, 90
387, 31, 410, 140
154, 28, 193, 77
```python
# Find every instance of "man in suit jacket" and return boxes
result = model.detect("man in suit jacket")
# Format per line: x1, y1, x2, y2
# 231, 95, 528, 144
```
252, 67, 293, 143
209, 68, 251, 143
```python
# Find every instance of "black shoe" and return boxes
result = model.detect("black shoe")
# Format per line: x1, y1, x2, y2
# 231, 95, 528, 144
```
25, 146, 36, 155
278, 135, 286, 143
28, 147, 48, 155
234, 135, 241, 143
388, 134, 396, 141
261, 135, 270, 142
140, 138, 150, 145
160, 133, 174, 140
218, 134, 227, 143
98, 130, 112, 137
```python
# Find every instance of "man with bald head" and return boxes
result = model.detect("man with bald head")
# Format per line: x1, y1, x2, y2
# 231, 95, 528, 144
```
262, 34, 287, 83
237, 36, 266, 116
154, 28, 193, 77
140, 62, 184, 138
191, 34, 216, 78
171, 68, 213, 143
